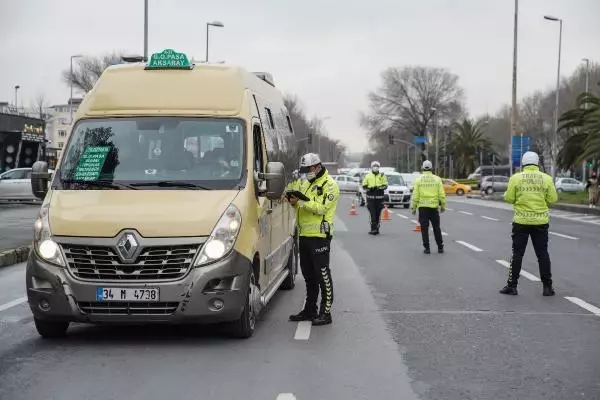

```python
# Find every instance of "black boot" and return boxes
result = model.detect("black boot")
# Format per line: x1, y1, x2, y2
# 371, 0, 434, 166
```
423, 248, 431, 254
312, 313, 332, 326
438, 246, 444, 254
543, 285, 556, 296
289, 310, 317, 322
499, 285, 518, 295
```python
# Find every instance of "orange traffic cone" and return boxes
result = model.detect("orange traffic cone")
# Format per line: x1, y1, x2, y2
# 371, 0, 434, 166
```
348, 201, 358, 216
413, 221, 422, 232
380, 205, 391, 221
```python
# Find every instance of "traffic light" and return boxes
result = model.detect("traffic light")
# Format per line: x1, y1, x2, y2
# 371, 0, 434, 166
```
307, 134, 312, 145
389, 135, 394, 145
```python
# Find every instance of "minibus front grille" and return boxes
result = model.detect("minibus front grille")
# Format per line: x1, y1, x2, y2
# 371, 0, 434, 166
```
77, 301, 180, 315
62, 244, 199, 281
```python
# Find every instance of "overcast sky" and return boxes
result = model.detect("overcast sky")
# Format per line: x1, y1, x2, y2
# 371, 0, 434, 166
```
1, 0, 599, 152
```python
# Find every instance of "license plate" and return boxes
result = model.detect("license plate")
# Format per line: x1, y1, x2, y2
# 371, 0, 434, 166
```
96, 288, 160, 302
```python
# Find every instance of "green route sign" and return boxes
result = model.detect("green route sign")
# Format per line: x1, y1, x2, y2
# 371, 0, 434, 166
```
73, 146, 111, 181
146, 49, 192, 70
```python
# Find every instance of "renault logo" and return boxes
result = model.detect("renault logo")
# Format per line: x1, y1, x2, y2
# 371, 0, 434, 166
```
117, 233, 139, 261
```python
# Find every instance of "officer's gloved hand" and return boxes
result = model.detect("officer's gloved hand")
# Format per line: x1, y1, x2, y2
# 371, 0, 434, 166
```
440, 206, 446, 213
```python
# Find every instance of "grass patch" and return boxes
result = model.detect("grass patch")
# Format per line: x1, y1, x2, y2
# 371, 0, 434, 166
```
557, 191, 588, 205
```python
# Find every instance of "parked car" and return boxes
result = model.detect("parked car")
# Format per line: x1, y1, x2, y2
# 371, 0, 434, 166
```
331, 174, 360, 192
443, 179, 471, 196
356, 171, 411, 208
0, 167, 54, 201
555, 177, 585, 193
480, 175, 509, 195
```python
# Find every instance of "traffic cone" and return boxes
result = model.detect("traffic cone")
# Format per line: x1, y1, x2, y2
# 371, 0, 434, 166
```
348, 201, 358, 216
380, 205, 391, 221
413, 221, 422, 232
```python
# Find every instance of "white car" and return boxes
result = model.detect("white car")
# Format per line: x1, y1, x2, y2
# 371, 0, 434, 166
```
331, 174, 360, 192
555, 177, 585, 192
0, 167, 54, 201
356, 171, 412, 208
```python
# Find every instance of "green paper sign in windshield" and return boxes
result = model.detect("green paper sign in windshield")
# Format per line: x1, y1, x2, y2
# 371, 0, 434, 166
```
73, 146, 111, 181
146, 49, 191, 69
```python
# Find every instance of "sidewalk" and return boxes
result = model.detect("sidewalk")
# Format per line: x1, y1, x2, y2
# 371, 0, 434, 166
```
466, 193, 600, 216
0, 203, 39, 268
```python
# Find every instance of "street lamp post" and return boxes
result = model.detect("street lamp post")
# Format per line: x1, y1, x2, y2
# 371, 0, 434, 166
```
14, 85, 20, 113
582, 58, 590, 180
544, 15, 563, 181
70, 54, 83, 123
510, 0, 519, 176
205, 21, 224, 62
144, 0, 149, 60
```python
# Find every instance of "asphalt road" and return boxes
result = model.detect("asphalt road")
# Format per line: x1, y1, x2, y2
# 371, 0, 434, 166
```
0, 203, 40, 250
0, 195, 598, 400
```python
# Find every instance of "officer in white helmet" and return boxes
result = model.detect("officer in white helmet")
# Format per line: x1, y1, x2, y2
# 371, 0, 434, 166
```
500, 151, 558, 296
286, 153, 340, 326
410, 160, 446, 254
361, 160, 388, 235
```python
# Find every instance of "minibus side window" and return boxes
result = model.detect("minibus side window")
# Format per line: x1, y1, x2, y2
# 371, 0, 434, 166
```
253, 125, 265, 173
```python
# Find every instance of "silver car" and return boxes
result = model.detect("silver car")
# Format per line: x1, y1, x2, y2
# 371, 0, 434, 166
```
0, 168, 54, 201
555, 177, 584, 193
480, 175, 509, 195
331, 174, 360, 192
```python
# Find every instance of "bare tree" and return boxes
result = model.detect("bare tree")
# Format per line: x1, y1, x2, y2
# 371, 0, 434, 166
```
62, 52, 124, 93
29, 92, 51, 120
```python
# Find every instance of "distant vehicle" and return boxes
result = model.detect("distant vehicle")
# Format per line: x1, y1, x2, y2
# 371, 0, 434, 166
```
442, 179, 471, 196
356, 171, 411, 208
555, 177, 585, 193
331, 174, 360, 192
0, 167, 54, 201
322, 162, 339, 174
480, 175, 510, 195
399, 173, 420, 189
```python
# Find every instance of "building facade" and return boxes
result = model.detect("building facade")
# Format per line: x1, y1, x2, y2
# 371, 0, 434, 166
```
46, 98, 82, 163
0, 113, 46, 173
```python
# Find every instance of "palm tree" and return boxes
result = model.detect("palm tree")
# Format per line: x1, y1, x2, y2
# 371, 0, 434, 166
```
557, 93, 600, 170
446, 118, 494, 178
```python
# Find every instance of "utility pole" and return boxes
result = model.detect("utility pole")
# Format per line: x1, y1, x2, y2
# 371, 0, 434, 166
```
143, 0, 149, 60
510, 0, 519, 176
582, 58, 590, 181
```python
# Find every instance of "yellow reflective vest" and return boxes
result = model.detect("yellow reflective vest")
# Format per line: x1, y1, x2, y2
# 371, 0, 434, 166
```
295, 170, 340, 239
504, 165, 557, 225
410, 171, 446, 211
362, 172, 388, 200
286, 178, 302, 192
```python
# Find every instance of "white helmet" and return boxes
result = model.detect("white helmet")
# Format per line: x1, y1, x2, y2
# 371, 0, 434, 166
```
299, 152, 321, 173
422, 160, 433, 171
371, 161, 381, 168
521, 151, 539, 166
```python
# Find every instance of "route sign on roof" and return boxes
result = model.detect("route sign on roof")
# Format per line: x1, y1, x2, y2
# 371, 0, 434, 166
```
146, 49, 192, 70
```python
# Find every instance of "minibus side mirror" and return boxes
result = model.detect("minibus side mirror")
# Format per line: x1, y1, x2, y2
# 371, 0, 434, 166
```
259, 162, 285, 200
31, 161, 51, 200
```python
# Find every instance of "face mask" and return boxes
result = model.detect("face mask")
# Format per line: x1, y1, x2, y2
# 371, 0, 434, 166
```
372, 167, 379, 173
300, 173, 307, 180
306, 172, 317, 181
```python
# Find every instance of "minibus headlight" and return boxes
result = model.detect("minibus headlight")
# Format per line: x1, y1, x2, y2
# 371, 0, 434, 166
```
194, 205, 242, 267
33, 201, 66, 267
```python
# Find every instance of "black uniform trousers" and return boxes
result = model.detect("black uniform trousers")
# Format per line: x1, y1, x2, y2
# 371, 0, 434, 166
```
298, 237, 334, 316
367, 198, 384, 232
508, 223, 552, 287
418, 207, 444, 250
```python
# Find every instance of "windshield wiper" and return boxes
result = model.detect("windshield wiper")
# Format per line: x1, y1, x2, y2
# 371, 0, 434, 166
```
130, 181, 212, 190
61, 179, 138, 190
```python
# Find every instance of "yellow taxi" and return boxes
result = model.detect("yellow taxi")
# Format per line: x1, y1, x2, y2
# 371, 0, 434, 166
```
443, 179, 471, 196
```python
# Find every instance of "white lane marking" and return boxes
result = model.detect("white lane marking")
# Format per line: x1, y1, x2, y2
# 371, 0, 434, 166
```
277, 394, 297, 400
446, 208, 454, 211
459, 211, 473, 215
395, 213, 409, 219
442, 232, 448, 236
549, 231, 578, 240
411, 219, 419, 224
0, 297, 27, 313
335, 218, 348, 232
456, 241, 483, 252
564, 297, 600, 316
495, 260, 541, 282
294, 321, 312, 340
481, 216, 499, 221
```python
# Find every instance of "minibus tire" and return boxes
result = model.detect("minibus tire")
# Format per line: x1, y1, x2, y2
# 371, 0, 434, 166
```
34, 318, 69, 339
227, 270, 257, 339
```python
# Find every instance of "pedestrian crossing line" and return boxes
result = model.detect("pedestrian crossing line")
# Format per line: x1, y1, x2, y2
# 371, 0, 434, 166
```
459, 211, 473, 215
564, 297, 600, 316
456, 241, 483, 252
294, 321, 312, 341
481, 216, 499, 221
0, 297, 26, 313
549, 231, 578, 240
495, 260, 541, 282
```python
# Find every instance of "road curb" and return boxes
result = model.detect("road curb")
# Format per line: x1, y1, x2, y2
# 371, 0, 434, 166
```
0, 245, 31, 268
466, 194, 600, 216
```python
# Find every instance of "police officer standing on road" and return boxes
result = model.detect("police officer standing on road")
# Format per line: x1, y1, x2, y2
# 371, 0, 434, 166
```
410, 160, 446, 254
500, 151, 558, 296
287, 153, 340, 326
362, 161, 388, 235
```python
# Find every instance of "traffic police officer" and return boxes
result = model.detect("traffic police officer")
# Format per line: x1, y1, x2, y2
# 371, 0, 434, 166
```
287, 153, 339, 326
410, 160, 446, 254
500, 151, 558, 296
286, 169, 302, 192
362, 161, 388, 235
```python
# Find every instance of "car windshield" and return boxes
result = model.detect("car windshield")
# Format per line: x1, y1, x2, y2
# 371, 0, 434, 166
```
386, 175, 405, 186
54, 117, 245, 190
